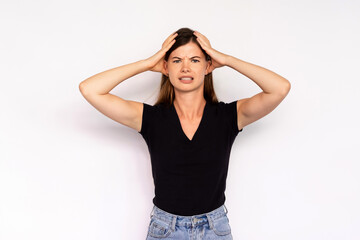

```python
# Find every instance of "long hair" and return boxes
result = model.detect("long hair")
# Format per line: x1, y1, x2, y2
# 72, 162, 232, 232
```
154, 27, 219, 107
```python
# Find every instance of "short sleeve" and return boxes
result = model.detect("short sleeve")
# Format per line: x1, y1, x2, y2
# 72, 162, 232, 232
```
224, 100, 243, 134
138, 103, 158, 141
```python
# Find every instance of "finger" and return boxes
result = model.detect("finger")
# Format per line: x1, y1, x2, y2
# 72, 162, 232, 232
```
195, 35, 207, 48
193, 31, 204, 38
199, 37, 211, 48
167, 39, 176, 49
195, 36, 203, 46
161, 38, 176, 53
168, 32, 178, 40
194, 31, 210, 45
162, 33, 178, 48
160, 33, 175, 49
194, 32, 207, 45
195, 31, 207, 40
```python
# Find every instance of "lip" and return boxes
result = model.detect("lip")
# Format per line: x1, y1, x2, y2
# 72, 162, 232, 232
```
179, 76, 194, 84
178, 76, 194, 79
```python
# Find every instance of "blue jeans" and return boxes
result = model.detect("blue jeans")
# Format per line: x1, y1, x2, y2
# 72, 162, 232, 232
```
146, 204, 233, 240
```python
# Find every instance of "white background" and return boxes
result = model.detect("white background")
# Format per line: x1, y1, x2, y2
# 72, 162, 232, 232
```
1, 0, 359, 239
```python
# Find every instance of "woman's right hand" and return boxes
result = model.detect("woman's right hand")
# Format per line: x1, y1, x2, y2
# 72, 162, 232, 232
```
144, 32, 178, 75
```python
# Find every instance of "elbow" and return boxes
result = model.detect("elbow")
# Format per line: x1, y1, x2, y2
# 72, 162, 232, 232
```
79, 82, 85, 93
283, 80, 291, 95
280, 80, 291, 96
285, 80, 291, 91
79, 82, 89, 96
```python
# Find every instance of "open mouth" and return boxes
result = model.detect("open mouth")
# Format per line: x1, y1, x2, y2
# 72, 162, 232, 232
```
179, 77, 194, 83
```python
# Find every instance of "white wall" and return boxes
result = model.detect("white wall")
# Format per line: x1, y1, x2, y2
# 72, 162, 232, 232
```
1, 0, 359, 239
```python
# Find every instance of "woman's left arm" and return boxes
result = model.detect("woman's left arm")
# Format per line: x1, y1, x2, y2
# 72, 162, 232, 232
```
193, 30, 291, 130
225, 55, 291, 129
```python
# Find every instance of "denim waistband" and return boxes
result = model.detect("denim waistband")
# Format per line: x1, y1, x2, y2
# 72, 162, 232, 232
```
149, 204, 228, 231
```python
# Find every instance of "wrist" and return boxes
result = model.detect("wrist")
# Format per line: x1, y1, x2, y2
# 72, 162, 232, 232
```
224, 54, 233, 67
140, 59, 152, 71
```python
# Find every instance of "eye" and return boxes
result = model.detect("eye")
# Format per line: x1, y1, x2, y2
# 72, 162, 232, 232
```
172, 59, 200, 63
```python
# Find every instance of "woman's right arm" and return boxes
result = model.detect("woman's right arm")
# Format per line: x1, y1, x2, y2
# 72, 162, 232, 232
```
78, 31, 178, 132
79, 60, 150, 132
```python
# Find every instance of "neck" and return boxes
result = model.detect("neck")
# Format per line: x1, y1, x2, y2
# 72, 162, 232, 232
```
173, 96, 206, 120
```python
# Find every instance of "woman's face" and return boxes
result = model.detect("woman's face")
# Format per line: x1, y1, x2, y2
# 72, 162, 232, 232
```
164, 41, 211, 93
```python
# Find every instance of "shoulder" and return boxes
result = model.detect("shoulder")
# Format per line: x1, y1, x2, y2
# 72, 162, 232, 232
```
139, 102, 171, 134
209, 100, 238, 111
210, 100, 243, 133
142, 102, 168, 112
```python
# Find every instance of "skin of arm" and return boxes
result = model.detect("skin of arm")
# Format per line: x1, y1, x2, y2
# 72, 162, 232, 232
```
193, 30, 291, 129
224, 55, 291, 129
79, 59, 150, 95
79, 32, 177, 95
225, 55, 291, 95
78, 32, 177, 132
78, 60, 151, 132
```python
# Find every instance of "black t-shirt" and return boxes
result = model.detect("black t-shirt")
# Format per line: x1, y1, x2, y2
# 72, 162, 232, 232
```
138, 99, 243, 216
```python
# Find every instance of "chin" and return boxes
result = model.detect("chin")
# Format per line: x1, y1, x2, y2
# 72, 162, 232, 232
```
174, 82, 204, 92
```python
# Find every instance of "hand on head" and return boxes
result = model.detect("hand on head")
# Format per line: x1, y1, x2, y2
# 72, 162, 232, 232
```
193, 31, 229, 72
145, 32, 178, 75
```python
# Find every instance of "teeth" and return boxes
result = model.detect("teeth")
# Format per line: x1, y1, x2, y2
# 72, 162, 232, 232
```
180, 77, 193, 80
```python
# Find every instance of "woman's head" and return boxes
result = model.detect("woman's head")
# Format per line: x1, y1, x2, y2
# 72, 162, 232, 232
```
164, 28, 211, 63
155, 27, 219, 106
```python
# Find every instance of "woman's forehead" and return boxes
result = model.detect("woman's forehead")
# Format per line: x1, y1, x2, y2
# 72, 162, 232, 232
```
170, 42, 204, 58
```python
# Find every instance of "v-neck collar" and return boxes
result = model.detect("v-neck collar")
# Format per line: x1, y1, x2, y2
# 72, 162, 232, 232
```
171, 100, 208, 143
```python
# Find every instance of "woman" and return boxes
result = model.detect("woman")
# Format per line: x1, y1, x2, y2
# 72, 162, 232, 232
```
79, 27, 291, 239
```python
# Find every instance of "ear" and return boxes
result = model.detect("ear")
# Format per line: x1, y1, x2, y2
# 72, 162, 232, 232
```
205, 60, 212, 75
164, 60, 169, 76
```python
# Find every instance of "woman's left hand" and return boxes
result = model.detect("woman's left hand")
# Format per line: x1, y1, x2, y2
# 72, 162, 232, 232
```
193, 31, 229, 73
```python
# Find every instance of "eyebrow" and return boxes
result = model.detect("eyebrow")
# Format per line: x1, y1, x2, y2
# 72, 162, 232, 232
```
171, 56, 201, 59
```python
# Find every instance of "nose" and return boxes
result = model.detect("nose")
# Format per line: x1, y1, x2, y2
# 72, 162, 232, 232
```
181, 59, 191, 72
